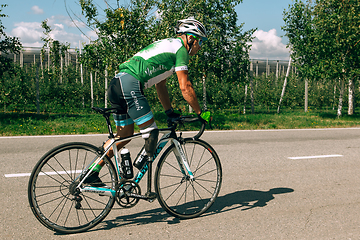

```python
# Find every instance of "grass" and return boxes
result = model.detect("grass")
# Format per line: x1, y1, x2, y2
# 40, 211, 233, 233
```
1, 109, 360, 136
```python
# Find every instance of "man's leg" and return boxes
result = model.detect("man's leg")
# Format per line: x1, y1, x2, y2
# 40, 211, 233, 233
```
138, 118, 159, 158
84, 123, 134, 187
104, 124, 134, 159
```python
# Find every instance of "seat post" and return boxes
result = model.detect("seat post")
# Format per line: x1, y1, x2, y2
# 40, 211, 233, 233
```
104, 113, 115, 139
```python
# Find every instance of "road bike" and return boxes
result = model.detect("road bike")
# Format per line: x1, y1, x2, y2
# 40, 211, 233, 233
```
28, 107, 222, 234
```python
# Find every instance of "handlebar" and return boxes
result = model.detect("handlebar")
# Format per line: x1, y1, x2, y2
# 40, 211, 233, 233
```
91, 107, 209, 140
167, 115, 208, 140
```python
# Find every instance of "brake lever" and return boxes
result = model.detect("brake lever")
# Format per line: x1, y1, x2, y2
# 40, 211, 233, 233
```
167, 116, 182, 127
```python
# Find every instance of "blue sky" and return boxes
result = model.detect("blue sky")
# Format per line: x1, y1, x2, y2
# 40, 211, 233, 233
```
2, 0, 294, 59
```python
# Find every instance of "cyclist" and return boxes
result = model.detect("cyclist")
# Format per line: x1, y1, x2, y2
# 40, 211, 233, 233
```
84, 17, 211, 186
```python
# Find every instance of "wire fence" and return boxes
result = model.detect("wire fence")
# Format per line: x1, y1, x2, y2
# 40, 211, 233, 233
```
2, 46, 316, 115
0, 47, 295, 76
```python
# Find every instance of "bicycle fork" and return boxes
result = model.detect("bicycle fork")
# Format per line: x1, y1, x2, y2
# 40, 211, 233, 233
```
172, 139, 194, 181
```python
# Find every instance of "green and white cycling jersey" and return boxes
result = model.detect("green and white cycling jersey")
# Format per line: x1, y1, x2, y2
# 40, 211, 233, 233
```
118, 38, 189, 89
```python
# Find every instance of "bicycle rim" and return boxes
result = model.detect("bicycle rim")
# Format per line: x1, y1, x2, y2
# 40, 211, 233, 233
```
28, 142, 117, 234
155, 138, 222, 219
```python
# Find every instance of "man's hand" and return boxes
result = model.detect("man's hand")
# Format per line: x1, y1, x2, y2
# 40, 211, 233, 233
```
198, 110, 211, 123
165, 107, 181, 119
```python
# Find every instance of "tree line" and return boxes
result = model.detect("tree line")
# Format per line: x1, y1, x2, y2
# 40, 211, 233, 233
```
0, 1, 359, 117
283, 0, 359, 117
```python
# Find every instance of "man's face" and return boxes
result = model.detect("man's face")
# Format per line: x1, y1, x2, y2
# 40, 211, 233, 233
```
188, 35, 202, 56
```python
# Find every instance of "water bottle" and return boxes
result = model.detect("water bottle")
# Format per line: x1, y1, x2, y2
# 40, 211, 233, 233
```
120, 148, 133, 179
133, 149, 148, 170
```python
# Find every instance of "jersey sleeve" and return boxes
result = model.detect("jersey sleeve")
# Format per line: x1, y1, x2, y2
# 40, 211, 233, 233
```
174, 46, 189, 72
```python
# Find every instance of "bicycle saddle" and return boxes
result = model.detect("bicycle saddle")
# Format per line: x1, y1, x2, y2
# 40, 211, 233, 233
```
91, 107, 123, 115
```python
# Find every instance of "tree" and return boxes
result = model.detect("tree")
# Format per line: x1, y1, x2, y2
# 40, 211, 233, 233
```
0, 4, 22, 112
156, 0, 255, 109
78, 0, 157, 74
0, 4, 22, 78
41, 19, 70, 82
283, 0, 360, 117
77, 0, 255, 110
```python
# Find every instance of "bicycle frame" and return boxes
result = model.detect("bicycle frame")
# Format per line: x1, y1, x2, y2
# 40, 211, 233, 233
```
77, 127, 193, 198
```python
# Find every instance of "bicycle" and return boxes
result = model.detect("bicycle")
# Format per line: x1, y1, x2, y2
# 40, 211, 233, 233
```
28, 107, 222, 234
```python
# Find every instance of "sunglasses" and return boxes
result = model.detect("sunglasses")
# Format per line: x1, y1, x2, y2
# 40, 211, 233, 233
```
188, 34, 203, 46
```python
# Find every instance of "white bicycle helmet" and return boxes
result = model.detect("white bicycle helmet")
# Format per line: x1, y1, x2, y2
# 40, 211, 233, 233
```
175, 17, 208, 41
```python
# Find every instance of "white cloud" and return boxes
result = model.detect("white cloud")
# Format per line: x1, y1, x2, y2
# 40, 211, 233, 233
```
249, 29, 290, 60
53, 23, 65, 30
9, 15, 95, 48
31, 6, 44, 15
85, 30, 98, 41
48, 15, 87, 28
11, 22, 44, 47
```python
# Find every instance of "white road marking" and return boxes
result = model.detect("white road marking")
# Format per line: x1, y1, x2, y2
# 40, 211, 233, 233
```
5, 170, 82, 178
288, 154, 343, 160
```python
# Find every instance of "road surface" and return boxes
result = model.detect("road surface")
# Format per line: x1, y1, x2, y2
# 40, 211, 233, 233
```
1, 128, 360, 239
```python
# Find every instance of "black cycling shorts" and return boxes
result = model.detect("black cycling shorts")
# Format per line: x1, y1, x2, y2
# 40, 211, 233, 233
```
107, 72, 153, 127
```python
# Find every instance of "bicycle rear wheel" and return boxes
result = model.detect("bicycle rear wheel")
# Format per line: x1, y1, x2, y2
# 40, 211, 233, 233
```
28, 142, 117, 234
155, 138, 222, 219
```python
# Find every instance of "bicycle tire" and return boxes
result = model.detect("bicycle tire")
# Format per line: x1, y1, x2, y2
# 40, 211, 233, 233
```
28, 142, 118, 234
155, 138, 222, 219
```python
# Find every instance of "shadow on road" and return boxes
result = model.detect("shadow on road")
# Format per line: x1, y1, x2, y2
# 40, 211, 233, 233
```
77, 187, 294, 234
207, 187, 294, 214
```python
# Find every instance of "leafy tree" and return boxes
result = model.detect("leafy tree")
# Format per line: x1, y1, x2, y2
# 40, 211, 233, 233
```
41, 19, 70, 81
0, 4, 22, 112
78, 0, 157, 74
283, 0, 360, 117
156, 0, 255, 109
0, 4, 22, 77
78, 0, 255, 110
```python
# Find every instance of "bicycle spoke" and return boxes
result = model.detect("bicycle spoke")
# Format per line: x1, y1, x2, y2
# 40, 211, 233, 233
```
190, 181, 207, 205
164, 181, 184, 202
82, 194, 110, 206
38, 194, 67, 207
42, 164, 71, 185
159, 173, 183, 179
193, 179, 214, 195
35, 188, 62, 198
63, 199, 73, 226
53, 156, 73, 181
68, 150, 73, 181
193, 148, 206, 172
36, 185, 68, 188
174, 181, 191, 207
163, 158, 184, 174
49, 193, 69, 219
194, 168, 217, 179
160, 181, 183, 190
73, 149, 78, 180
82, 194, 97, 218
193, 156, 212, 175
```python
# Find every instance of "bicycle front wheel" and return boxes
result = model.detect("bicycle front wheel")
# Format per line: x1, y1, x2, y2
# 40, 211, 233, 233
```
28, 142, 117, 234
155, 138, 222, 219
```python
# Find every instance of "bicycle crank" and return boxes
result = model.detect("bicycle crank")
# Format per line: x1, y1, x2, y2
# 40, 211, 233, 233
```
115, 180, 141, 208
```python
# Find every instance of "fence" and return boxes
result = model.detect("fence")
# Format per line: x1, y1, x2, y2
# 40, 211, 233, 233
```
1, 47, 295, 76
2, 46, 320, 115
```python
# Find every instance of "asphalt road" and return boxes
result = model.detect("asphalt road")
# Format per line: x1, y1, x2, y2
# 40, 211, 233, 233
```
1, 128, 360, 240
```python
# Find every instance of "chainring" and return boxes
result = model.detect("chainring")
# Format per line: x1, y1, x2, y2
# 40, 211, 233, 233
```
115, 180, 141, 208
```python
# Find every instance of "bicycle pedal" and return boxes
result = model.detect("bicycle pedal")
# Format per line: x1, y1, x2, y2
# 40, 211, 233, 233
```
145, 192, 157, 202
75, 202, 82, 209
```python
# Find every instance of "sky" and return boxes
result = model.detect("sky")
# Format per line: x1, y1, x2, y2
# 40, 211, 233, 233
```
1, 0, 294, 60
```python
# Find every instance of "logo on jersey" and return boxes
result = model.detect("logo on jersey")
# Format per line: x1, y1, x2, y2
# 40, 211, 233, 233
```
145, 65, 166, 76
131, 91, 143, 111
